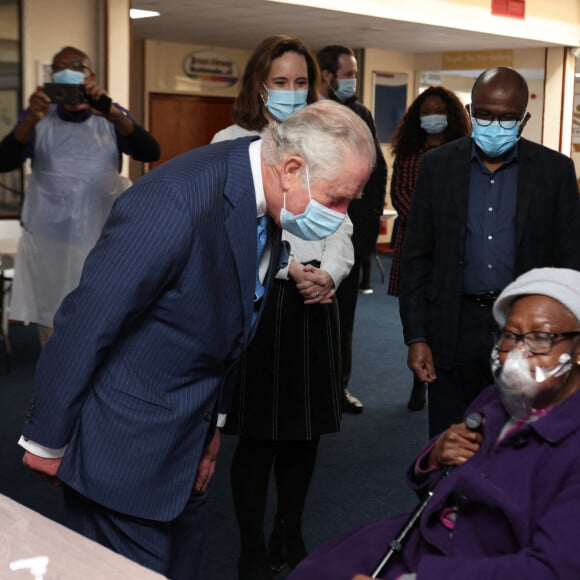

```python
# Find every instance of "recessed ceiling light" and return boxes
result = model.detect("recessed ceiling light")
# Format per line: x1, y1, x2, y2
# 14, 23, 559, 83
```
130, 9, 160, 19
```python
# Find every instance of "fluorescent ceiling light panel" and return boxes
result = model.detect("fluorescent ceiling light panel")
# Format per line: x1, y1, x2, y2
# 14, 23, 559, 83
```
130, 9, 160, 19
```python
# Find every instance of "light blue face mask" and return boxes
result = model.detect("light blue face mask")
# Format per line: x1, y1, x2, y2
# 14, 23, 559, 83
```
420, 114, 448, 135
471, 118, 523, 158
332, 78, 356, 102
280, 165, 346, 240
52, 69, 85, 84
261, 84, 308, 121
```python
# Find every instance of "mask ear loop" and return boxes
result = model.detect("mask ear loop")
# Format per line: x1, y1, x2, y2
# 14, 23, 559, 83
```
259, 82, 269, 107
260, 82, 272, 102
304, 164, 312, 201
284, 164, 311, 213
534, 353, 572, 382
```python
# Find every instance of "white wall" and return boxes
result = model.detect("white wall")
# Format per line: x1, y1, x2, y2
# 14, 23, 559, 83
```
21, 0, 132, 176
106, 0, 131, 116
22, 0, 98, 104
142, 39, 251, 129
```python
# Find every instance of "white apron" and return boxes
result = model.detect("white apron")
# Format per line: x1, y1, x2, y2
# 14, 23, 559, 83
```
10, 106, 131, 326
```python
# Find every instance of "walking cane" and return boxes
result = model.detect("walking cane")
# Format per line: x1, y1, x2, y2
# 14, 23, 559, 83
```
370, 412, 484, 578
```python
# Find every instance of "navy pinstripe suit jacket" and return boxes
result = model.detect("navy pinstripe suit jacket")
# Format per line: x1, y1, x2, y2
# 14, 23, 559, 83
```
22, 136, 274, 521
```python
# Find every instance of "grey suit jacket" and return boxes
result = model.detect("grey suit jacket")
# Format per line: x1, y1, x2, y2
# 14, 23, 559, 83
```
399, 136, 580, 369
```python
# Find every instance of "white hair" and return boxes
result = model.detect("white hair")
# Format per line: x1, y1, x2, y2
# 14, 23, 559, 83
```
261, 100, 376, 184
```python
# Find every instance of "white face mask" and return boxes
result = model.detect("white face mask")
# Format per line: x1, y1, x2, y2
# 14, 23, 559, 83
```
491, 347, 572, 419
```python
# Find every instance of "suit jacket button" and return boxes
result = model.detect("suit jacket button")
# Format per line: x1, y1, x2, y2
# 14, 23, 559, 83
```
204, 412, 212, 421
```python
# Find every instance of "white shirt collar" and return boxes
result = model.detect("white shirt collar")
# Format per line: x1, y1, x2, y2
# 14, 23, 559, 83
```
249, 139, 267, 218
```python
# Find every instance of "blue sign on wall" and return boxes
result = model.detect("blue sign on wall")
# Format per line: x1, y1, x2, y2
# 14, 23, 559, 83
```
373, 73, 408, 144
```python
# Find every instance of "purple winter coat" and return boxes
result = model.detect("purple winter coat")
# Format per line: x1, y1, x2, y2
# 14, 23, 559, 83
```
290, 385, 580, 579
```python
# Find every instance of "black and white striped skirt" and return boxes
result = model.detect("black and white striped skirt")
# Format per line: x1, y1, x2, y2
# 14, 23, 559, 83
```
223, 278, 342, 440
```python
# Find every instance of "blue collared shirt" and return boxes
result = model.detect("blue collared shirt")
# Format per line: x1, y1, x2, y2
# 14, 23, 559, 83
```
462, 141, 518, 295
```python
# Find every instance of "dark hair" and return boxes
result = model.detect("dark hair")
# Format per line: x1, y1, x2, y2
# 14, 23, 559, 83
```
232, 35, 320, 132
316, 45, 355, 76
53, 46, 92, 70
471, 66, 529, 110
391, 85, 470, 157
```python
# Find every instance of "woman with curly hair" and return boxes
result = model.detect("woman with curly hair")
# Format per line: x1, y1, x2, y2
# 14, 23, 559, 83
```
388, 86, 470, 411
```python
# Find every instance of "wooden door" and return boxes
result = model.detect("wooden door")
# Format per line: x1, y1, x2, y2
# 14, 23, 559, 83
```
149, 93, 235, 169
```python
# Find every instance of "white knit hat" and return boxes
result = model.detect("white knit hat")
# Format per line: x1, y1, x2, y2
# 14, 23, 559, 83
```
493, 268, 580, 327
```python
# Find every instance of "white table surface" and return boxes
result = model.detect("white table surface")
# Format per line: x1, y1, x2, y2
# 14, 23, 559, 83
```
0, 494, 165, 579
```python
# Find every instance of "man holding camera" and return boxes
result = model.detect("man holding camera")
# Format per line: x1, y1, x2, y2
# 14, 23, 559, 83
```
0, 46, 160, 346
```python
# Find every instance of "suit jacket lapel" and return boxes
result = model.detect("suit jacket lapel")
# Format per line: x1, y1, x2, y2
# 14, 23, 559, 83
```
449, 138, 472, 254
514, 139, 539, 249
223, 138, 260, 341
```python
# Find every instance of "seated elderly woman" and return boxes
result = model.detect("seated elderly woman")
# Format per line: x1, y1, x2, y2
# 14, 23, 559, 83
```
290, 267, 580, 580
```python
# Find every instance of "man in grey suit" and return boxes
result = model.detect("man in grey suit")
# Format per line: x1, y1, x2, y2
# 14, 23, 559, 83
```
18, 100, 376, 580
399, 67, 580, 438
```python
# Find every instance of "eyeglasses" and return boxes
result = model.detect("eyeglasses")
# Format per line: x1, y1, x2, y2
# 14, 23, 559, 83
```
493, 330, 580, 355
51, 60, 91, 73
471, 110, 527, 130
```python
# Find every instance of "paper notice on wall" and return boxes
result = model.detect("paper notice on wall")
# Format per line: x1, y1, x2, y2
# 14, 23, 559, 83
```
573, 94, 580, 146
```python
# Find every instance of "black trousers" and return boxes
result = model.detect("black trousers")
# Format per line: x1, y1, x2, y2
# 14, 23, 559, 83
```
335, 256, 362, 390
230, 437, 319, 560
359, 255, 372, 288
427, 297, 498, 438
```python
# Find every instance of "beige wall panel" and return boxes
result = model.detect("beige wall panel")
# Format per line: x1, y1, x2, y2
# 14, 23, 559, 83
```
22, 0, 98, 106
143, 40, 251, 131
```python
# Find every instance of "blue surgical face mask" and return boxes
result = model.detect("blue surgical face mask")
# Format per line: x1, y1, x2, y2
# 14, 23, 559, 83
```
471, 118, 523, 158
52, 69, 85, 84
331, 78, 356, 102
261, 84, 308, 122
280, 165, 346, 240
420, 114, 448, 135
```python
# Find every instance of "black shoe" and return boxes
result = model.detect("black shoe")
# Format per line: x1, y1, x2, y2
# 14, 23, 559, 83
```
342, 389, 364, 414
267, 517, 308, 574
407, 380, 426, 411
267, 519, 286, 574
238, 555, 275, 580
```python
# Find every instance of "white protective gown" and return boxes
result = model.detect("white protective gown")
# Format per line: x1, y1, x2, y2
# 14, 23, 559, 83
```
10, 106, 131, 326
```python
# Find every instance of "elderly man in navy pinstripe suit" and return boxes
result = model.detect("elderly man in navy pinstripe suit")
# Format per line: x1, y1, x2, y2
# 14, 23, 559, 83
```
17, 100, 375, 580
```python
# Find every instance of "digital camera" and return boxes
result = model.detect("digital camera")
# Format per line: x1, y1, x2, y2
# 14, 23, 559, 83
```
44, 83, 87, 105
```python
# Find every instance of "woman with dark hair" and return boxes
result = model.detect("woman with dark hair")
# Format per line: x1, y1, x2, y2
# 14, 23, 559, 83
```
212, 34, 319, 140
212, 35, 353, 580
387, 86, 470, 412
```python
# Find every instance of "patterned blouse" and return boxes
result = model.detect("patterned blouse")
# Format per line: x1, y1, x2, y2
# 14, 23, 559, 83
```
388, 144, 436, 296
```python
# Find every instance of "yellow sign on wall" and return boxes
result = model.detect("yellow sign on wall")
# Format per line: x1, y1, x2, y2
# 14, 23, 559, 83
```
442, 50, 514, 70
